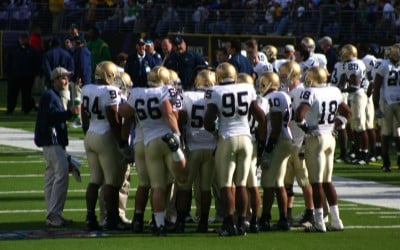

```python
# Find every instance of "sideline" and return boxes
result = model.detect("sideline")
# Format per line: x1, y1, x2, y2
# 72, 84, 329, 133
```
1, 127, 400, 210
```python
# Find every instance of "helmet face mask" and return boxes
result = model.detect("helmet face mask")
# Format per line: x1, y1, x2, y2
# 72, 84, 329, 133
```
216, 62, 237, 84
279, 61, 301, 89
147, 66, 170, 87
340, 44, 358, 61
95, 61, 119, 85
304, 66, 327, 88
256, 71, 280, 95
194, 69, 216, 89
301, 37, 316, 52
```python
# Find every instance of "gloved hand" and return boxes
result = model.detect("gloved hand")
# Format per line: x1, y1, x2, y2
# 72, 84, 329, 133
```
265, 138, 277, 153
297, 120, 310, 134
375, 108, 384, 119
119, 141, 134, 165
256, 141, 265, 166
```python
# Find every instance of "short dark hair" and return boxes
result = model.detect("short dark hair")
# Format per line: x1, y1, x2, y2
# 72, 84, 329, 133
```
229, 39, 242, 52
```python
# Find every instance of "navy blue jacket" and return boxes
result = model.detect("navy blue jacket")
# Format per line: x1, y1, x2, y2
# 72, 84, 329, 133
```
228, 53, 254, 75
125, 51, 156, 87
164, 51, 206, 90
72, 46, 92, 86
6, 43, 39, 79
150, 51, 163, 66
43, 47, 75, 85
34, 87, 73, 148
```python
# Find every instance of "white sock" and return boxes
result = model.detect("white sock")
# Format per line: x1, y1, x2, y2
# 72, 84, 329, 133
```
172, 148, 185, 162
330, 205, 340, 222
154, 212, 165, 227
314, 208, 324, 223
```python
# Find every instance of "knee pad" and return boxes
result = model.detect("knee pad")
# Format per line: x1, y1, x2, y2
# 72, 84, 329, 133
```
285, 185, 294, 197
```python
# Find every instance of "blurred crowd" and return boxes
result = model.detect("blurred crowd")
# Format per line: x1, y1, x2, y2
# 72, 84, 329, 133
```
1, 0, 400, 42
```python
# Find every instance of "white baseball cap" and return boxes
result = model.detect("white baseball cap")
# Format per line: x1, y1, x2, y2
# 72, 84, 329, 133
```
51, 67, 73, 80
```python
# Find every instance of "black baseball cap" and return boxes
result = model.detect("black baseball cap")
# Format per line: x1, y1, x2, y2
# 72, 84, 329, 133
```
173, 35, 184, 45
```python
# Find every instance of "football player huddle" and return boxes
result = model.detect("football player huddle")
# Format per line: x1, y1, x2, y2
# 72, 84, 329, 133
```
78, 37, 399, 237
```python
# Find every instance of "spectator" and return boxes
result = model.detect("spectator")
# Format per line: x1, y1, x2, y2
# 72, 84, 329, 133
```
145, 39, 163, 66
164, 35, 207, 90
86, 26, 112, 76
125, 38, 156, 87
34, 67, 80, 227
214, 47, 229, 68
283, 44, 296, 61
161, 37, 173, 62
49, 0, 64, 33
6, 33, 39, 115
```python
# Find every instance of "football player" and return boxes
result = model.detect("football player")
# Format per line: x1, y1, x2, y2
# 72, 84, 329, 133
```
82, 61, 129, 231
358, 43, 378, 162
301, 37, 328, 70
257, 71, 293, 231
262, 45, 288, 73
340, 44, 369, 164
295, 66, 351, 232
204, 63, 266, 236
373, 44, 400, 172
248, 50, 273, 81
119, 66, 186, 236
279, 61, 314, 227
238, 72, 266, 233
175, 69, 218, 233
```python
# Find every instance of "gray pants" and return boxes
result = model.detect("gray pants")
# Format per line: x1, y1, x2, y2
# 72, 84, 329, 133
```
43, 145, 69, 221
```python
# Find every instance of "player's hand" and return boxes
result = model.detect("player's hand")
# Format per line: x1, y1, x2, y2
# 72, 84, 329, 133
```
375, 108, 384, 119
118, 141, 134, 165
265, 138, 277, 153
256, 141, 265, 166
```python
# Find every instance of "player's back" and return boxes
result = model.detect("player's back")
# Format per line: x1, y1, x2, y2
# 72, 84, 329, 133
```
128, 85, 172, 145
301, 86, 343, 135
376, 59, 400, 104
81, 84, 120, 134
264, 90, 292, 140
206, 83, 256, 139
182, 90, 217, 150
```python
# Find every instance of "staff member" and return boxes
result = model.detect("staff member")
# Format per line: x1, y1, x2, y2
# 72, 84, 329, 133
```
34, 67, 80, 227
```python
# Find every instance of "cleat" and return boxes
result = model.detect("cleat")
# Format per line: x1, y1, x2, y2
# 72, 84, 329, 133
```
132, 220, 144, 233
104, 218, 131, 231
153, 225, 167, 236
217, 223, 237, 236
196, 222, 208, 233
381, 166, 391, 172
327, 219, 344, 231
259, 220, 271, 232
45, 218, 65, 228
249, 221, 259, 233
162, 133, 180, 152
271, 219, 290, 231
368, 156, 376, 163
304, 220, 326, 233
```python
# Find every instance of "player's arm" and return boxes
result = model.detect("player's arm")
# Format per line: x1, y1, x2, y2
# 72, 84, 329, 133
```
250, 100, 266, 143
335, 102, 352, 128
372, 73, 383, 109
118, 102, 135, 118
161, 99, 180, 134
204, 103, 218, 133
106, 104, 122, 143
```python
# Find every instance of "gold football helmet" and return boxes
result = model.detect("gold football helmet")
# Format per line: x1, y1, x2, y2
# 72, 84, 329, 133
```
256, 71, 280, 95
304, 66, 328, 88
168, 69, 181, 86
147, 66, 170, 87
387, 44, 400, 63
279, 61, 301, 81
339, 44, 358, 61
301, 37, 316, 52
115, 72, 133, 97
262, 45, 278, 61
237, 73, 254, 85
194, 69, 216, 89
95, 61, 119, 85
216, 62, 237, 84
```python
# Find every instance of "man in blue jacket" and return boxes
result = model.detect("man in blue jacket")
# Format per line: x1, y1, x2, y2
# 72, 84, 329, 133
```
125, 38, 156, 87
34, 67, 80, 227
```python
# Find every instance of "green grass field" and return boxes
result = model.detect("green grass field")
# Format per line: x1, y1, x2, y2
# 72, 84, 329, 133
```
0, 81, 400, 249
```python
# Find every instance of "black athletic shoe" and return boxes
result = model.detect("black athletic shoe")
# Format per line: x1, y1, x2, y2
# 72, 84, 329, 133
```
153, 225, 167, 236
131, 220, 144, 233
271, 219, 290, 231
259, 220, 271, 232
162, 133, 180, 152
217, 223, 237, 236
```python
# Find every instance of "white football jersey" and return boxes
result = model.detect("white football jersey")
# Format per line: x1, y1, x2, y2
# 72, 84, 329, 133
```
181, 90, 217, 151
374, 59, 400, 104
253, 61, 273, 79
299, 86, 343, 135
258, 51, 269, 64
330, 61, 345, 87
288, 83, 306, 147
272, 59, 288, 73
343, 58, 367, 90
134, 124, 144, 144
249, 95, 268, 142
300, 56, 320, 81
126, 85, 175, 145
81, 84, 121, 135
372, 58, 384, 81
263, 90, 292, 140
313, 53, 328, 69
205, 83, 257, 139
